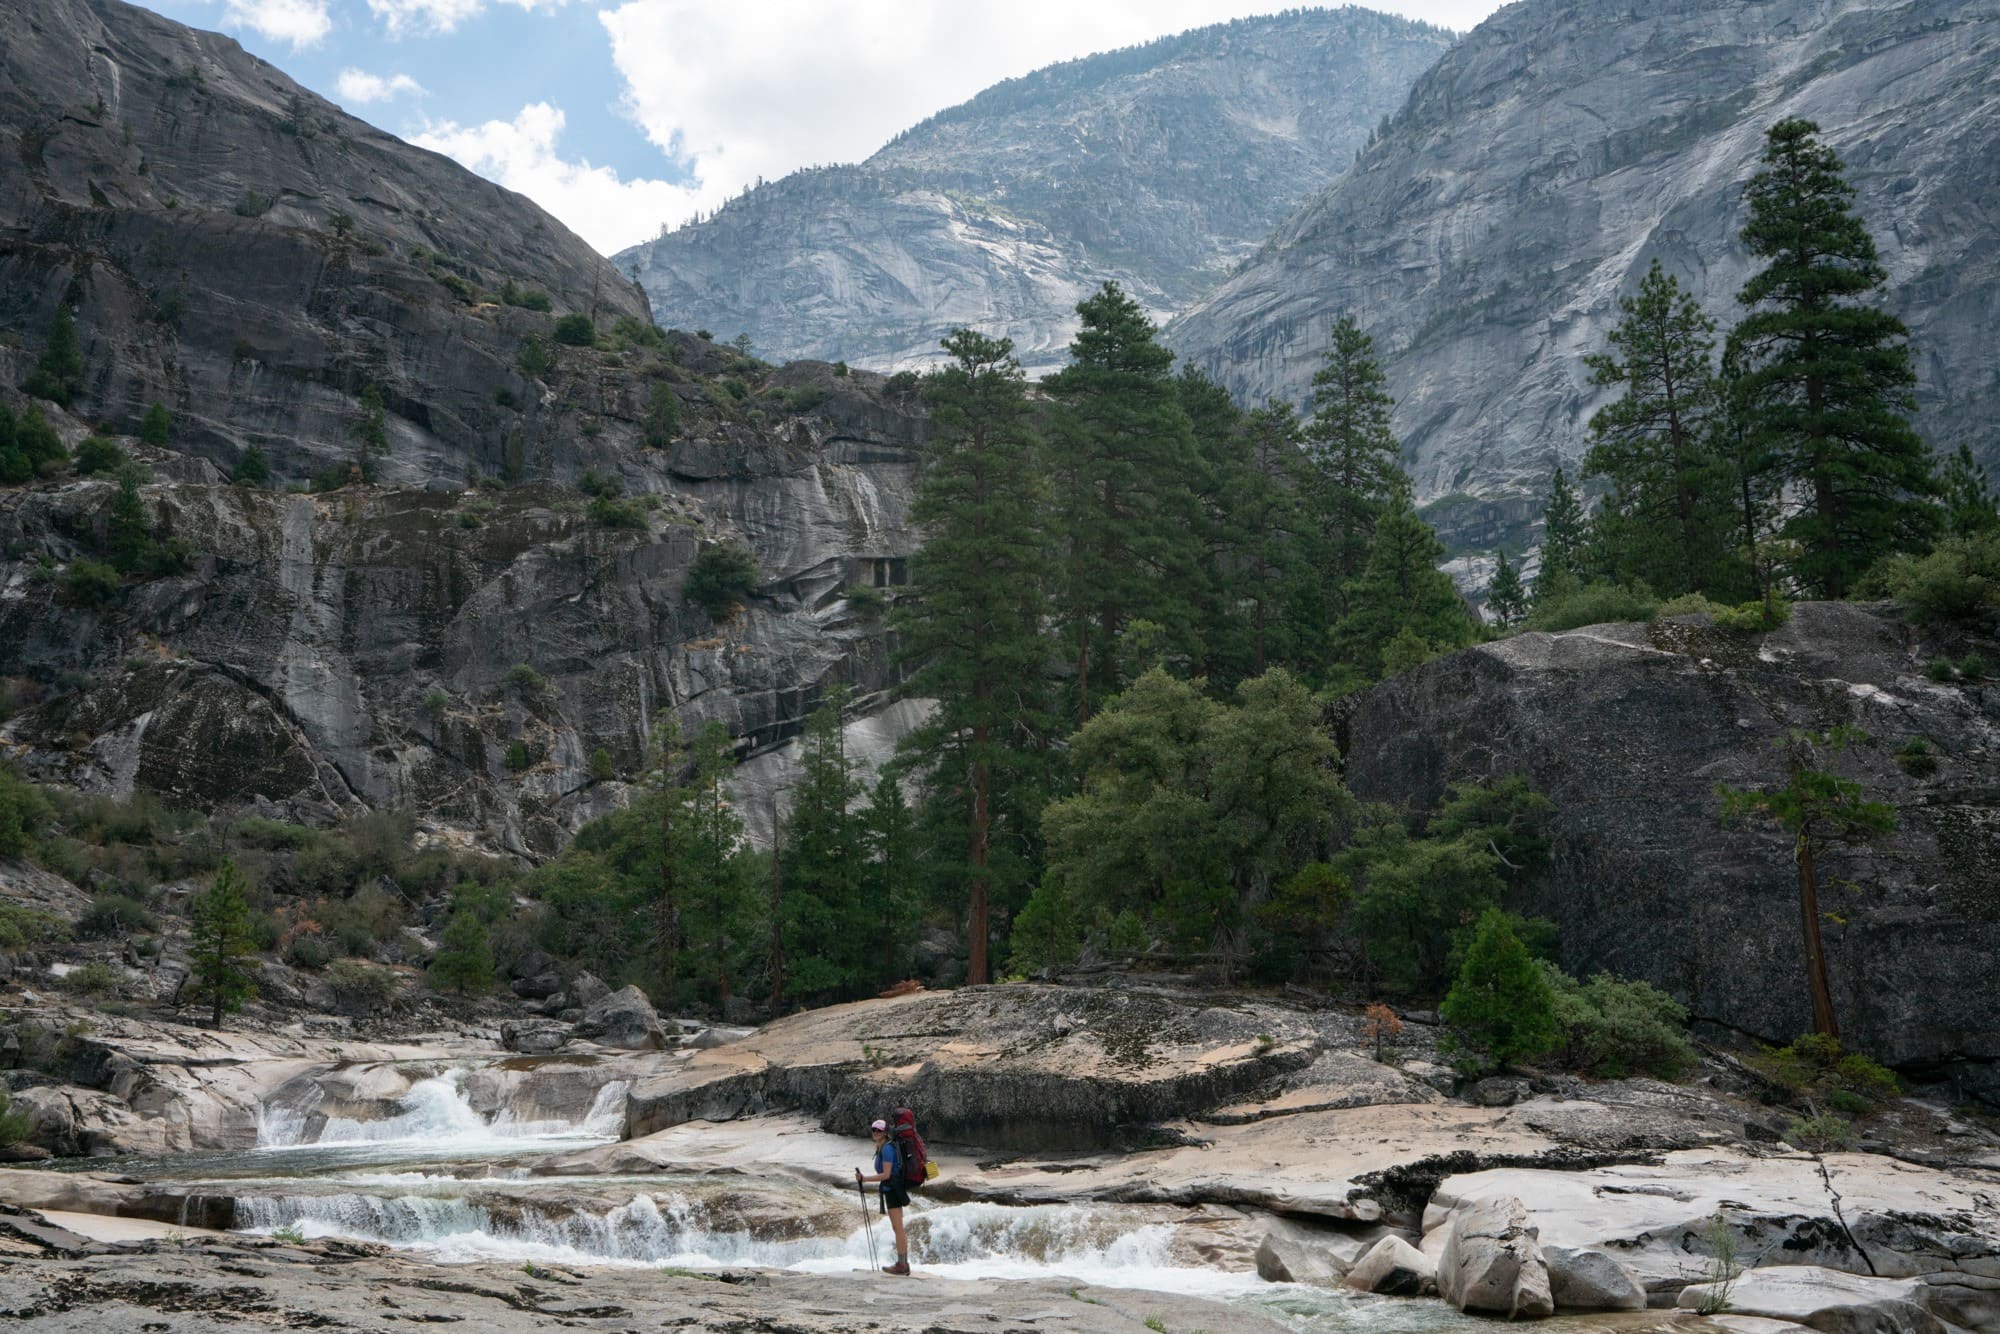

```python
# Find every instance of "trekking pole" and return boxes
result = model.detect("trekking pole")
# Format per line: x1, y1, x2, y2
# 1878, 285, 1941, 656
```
855, 1170, 879, 1271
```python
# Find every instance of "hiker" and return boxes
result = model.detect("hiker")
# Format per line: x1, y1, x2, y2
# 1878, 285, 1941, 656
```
858, 1117, 912, 1275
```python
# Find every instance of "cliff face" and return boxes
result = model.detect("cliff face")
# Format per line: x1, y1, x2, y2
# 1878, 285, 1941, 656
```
1345, 604, 2000, 1095
0, 0, 924, 851
617, 9, 1454, 375
1168, 0, 2000, 510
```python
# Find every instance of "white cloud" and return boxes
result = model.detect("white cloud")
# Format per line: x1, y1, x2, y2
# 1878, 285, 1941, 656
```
414, 103, 698, 254
335, 69, 426, 104
597, 0, 1502, 235
219, 0, 331, 47
366, 0, 588, 37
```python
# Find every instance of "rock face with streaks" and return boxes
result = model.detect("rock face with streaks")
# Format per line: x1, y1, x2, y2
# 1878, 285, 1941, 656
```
0, 0, 928, 847
618, 9, 1454, 376
1343, 603, 2000, 1096
1169, 0, 2000, 520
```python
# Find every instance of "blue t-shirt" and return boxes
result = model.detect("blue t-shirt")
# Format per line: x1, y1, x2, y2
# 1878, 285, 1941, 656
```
874, 1140, 901, 1196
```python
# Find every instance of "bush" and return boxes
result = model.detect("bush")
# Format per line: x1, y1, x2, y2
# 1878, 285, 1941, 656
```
683, 542, 758, 618
642, 382, 679, 450
1525, 580, 1658, 633
720, 377, 750, 401
589, 748, 615, 783
1962, 653, 1987, 680
1895, 737, 1938, 777
518, 337, 551, 378
1714, 596, 1790, 631
77, 893, 159, 939
1541, 963, 1695, 1079
61, 559, 122, 608
61, 961, 122, 997
0, 902, 66, 948
0, 767, 55, 859
1752, 1033, 1900, 1108
0, 403, 69, 482
1928, 655, 1958, 681
843, 583, 885, 615
1787, 1112, 1854, 1152
1871, 532, 2000, 629
0, 1086, 35, 1147
497, 282, 552, 312
326, 960, 398, 1011
1440, 909, 1558, 1074
504, 663, 546, 695
505, 741, 531, 771
588, 496, 647, 529
577, 468, 621, 498
72, 436, 126, 476
429, 910, 492, 995
140, 402, 171, 447
832, 361, 849, 377
285, 933, 333, 969
552, 314, 596, 347
233, 446, 270, 486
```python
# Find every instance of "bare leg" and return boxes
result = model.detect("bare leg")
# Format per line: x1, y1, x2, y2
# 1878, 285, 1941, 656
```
888, 1206, 908, 1265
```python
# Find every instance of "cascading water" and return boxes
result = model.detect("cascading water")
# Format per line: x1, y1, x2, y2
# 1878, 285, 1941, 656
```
255, 1070, 628, 1149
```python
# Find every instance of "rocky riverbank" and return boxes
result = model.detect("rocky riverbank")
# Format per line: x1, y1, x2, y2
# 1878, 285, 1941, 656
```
0, 981, 1994, 1330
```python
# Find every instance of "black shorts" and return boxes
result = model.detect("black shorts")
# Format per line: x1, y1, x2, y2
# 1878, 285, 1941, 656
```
881, 1183, 910, 1211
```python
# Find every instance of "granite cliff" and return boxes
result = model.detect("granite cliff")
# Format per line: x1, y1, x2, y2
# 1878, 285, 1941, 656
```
0, 0, 923, 851
1169, 0, 2000, 532
617, 8, 1454, 375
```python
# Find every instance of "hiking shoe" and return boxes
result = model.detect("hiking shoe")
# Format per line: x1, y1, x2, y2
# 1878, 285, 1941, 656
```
883, 1259, 910, 1276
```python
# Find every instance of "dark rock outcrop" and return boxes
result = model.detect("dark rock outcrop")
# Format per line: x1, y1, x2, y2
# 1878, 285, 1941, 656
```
619, 10, 1453, 375
1344, 603, 2000, 1097
1170, 0, 2000, 509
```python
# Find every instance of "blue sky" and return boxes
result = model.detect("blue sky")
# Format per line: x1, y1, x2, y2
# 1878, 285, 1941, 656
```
144, 0, 1502, 255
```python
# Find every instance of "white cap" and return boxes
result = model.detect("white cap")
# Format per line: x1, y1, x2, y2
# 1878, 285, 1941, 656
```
870, 1119, 887, 1131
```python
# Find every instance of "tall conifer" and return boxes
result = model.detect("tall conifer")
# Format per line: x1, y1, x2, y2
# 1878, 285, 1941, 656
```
1304, 315, 1406, 599
1729, 118, 1935, 597
897, 330, 1054, 985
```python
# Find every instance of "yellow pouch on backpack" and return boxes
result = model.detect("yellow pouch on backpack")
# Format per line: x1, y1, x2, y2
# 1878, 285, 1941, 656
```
925, 1160, 939, 1181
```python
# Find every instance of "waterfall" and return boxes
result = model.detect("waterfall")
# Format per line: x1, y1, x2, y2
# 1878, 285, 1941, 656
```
256, 1071, 630, 1149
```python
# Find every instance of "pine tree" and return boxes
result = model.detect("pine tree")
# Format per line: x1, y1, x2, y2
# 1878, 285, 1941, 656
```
1304, 315, 1406, 596
140, 403, 171, 448
1176, 363, 1253, 683
22, 306, 84, 406
1538, 465, 1589, 593
1237, 402, 1310, 673
189, 860, 258, 1028
1583, 260, 1736, 596
1441, 909, 1558, 1072
642, 381, 679, 449
897, 329, 1055, 985
779, 688, 869, 997
1044, 282, 1203, 725
1716, 726, 1895, 1040
431, 910, 493, 995
679, 720, 754, 1002
1334, 501, 1475, 680
1729, 119, 1936, 598
106, 467, 151, 574
1486, 550, 1528, 626
863, 772, 918, 983
1938, 443, 1999, 537
644, 714, 691, 992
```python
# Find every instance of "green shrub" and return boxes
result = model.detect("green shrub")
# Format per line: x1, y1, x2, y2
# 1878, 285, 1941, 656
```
1895, 737, 1938, 777
497, 281, 552, 312
642, 382, 679, 449
0, 403, 70, 482
1541, 963, 1696, 1079
140, 403, 171, 447
832, 361, 849, 377
843, 583, 885, 615
1871, 532, 2000, 628
423, 690, 451, 718
1787, 1112, 1854, 1152
611, 315, 664, 350
61, 559, 122, 608
61, 961, 122, 997
72, 436, 126, 475
0, 902, 66, 948
577, 468, 621, 499
429, 910, 493, 995
0, 767, 54, 859
1927, 655, 1957, 681
233, 446, 270, 486
1440, 909, 1558, 1074
720, 377, 750, 401
22, 307, 85, 406
518, 337, 551, 378
0, 1086, 35, 1147
1961, 653, 1987, 680
1007, 877, 1079, 973
588, 496, 646, 529
504, 663, 546, 695
77, 893, 159, 938
589, 748, 615, 783
683, 542, 758, 618
1526, 580, 1659, 633
326, 960, 398, 1011
285, 933, 333, 970
1714, 596, 1790, 631
505, 741, 531, 771
1752, 1033, 1900, 1107
552, 314, 596, 347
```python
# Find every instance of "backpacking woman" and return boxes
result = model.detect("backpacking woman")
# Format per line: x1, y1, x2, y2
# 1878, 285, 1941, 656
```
857, 1117, 912, 1275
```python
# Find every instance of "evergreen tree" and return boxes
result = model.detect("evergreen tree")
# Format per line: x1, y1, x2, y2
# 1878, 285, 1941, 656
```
1044, 283, 1203, 725
189, 860, 257, 1028
1304, 314, 1406, 598
354, 384, 389, 455
1236, 402, 1310, 674
1487, 550, 1528, 626
1583, 260, 1737, 596
644, 714, 690, 991
431, 910, 493, 995
0, 404, 68, 483
642, 381, 679, 449
1729, 119, 1936, 598
106, 466, 151, 574
140, 403, 171, 448
233, 446, 271, 486
1441, 908, 1558, 1072
863, 772, 918, 983
1537, 465, 1589, 595
679, 720, 755, 1002
779, 688, 869, 997
22, 306, 84, 406
897, 329, 1055, 985
1716, 726, 1895, 1040
1938, 443, 1999, 537
1176, 363, 1253, 683
1333, 501, 1475, 680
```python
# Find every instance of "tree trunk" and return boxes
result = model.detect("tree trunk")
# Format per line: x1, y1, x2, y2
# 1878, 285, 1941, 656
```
1796, 831, 1840, 1040
968, 740, 991, 986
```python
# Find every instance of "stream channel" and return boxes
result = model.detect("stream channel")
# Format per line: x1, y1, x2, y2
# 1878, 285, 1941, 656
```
55, 1061, 1651, 1331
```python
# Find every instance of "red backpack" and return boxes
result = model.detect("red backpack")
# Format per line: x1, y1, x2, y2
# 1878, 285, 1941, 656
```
890, 1107, 930, 1189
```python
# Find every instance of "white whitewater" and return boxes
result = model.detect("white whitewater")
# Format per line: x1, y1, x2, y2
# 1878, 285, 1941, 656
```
255, 1071, 628, 1149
